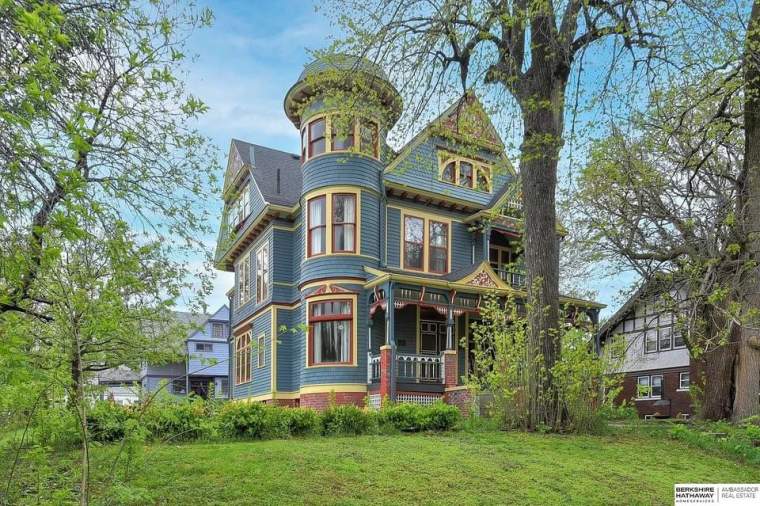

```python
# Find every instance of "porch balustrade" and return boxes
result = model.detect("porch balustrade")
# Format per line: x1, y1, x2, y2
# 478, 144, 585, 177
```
495, 268, 526, 288
368, 352, 444, 384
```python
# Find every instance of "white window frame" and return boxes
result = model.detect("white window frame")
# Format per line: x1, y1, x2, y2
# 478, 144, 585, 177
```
636, 374, 663, 400
257, 334, 266, 368
212, 323, 225, 339
256, 242, 270, 303
658, 326, 672, 351
678, 372, 690, 391
195, 342, 213, 352
231, 183, 251, 227
237, 253, 251, 305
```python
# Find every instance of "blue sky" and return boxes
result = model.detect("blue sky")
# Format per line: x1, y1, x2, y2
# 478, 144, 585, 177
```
181, 0, 631, 317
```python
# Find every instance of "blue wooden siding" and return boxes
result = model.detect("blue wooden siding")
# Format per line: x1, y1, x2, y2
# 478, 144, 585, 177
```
303, 154, 383, 194
232, 228, 273, 327
187, 339, 228, 377
298, 283, 368, 387
232, 309, 272, 399
275, 307, 300, 393
384, 136, 512, 207
386, 207, 400, 268
361, 190, 381, 261
272, 226, 299, 303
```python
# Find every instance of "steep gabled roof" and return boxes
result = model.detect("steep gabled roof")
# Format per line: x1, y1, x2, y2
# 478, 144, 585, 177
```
227, 140, 302, 207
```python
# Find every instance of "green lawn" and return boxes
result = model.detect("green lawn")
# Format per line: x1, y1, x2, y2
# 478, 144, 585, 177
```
9, 431, 760, 505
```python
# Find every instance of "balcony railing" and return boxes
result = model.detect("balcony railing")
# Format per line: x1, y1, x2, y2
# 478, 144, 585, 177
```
494, 267, 527, 288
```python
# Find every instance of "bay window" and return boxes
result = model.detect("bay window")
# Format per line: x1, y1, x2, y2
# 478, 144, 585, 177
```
235, 332, 251, 384
309, 299, 353, 365
332, 194, 356, 252
429, 221, 448, 273
404, 216, 424, 270
256, 242, 269, 303
359, 119, 379, 158
308, 196, 326, 256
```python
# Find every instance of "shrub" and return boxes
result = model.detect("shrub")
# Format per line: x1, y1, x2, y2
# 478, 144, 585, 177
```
321, 404, 375, 435
282, 408, 321, 437
378, 402, 460, 432
218, 401, 268, 439
89, 401, 133, 442
668, 421, 760, 465
32, 407, 81, 449
142, 397, 215, 442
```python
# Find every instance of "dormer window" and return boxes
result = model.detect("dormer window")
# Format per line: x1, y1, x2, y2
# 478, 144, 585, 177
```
438, 153, 492, 192
230, 183, 251, 228
301, 114, 380, 162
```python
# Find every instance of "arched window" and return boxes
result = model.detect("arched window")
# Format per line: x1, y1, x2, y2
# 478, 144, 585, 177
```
441, 161, 456, 183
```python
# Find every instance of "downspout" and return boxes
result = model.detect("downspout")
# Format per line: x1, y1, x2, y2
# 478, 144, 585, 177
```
379, 167, 387, 268
228, 293, 234, 399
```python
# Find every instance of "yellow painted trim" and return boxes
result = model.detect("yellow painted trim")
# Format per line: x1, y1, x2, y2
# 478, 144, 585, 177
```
442, 349, 457, 355
437, 150, 493, 194
384, 131, 431, 174
303, 186, 363, 258
454, 261, 511, 290
256, 333, 266, 369
445, 385, 470, 392
399, 208, 452, 275
273, 281, 296, 287
299, 383, 367, 395
301, 112, 382, 163
386, 204, 466, 222
271, 308, 277, 394
272, 223, 301, 232
385, 181, 485, 210
379, 344, 391, 351
272, 391, 299, 400
300, 278, 366, 291
305, 293, 359, 368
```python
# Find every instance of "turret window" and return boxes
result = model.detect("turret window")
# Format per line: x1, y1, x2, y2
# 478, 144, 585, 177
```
301, 114, 380, 161
438, 154, 492, 192
306, 189, 361, 258
308, 196, 326, 256
308, 118, 326, 157
332, 194, 356, 252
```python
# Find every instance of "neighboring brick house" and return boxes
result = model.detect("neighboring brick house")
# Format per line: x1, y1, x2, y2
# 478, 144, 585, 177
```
96, 305, 230, 402
216, 55, 603, 411
597, 284, 692, 418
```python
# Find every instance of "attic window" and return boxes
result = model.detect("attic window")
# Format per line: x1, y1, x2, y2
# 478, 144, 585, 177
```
230, 183, 251, 228
438, 154, 492, 193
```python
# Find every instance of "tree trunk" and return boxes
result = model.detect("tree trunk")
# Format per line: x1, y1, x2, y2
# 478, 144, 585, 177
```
736, 0, 760, 421
519, 75, 566, 430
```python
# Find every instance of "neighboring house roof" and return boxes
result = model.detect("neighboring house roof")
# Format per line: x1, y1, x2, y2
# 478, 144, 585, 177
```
597, 277, 670, 341
97, 365, 140, 383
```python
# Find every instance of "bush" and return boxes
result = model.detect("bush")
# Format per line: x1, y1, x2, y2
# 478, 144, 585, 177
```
218, 402, 268, 439
378, 402, 460, 432
33, 407, 81, 449
89, 401, 133, 442
321, 404, 376, 436
282, 407, 321, 437
142, 397, 216, 442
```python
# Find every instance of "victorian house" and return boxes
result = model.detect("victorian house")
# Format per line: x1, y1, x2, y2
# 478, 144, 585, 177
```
215, 56, 603, 410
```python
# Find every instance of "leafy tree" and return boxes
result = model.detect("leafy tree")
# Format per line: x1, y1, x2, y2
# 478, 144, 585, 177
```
319, 0, 703, 429
0, 0, 217, 322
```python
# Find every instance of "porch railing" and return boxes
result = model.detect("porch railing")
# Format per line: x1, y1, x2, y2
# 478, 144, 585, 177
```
368, 353, 381, 383
397, 353, 443, 383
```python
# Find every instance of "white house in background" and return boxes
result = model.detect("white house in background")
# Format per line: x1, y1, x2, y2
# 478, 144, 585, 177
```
597, 283, 692, 418
96, 305, 230, 402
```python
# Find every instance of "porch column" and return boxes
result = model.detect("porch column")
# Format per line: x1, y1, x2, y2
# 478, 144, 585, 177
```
443, 304, 458, 389
481, 223, 491, 262
380, 281, 396, 403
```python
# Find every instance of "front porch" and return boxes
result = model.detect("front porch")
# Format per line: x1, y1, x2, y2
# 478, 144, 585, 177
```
365, 284, 479, 409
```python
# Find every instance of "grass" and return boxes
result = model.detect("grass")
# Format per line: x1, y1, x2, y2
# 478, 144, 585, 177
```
6, 430, 760, 505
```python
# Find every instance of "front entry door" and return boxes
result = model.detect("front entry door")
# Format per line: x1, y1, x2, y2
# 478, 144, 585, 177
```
420, 320, 446, 354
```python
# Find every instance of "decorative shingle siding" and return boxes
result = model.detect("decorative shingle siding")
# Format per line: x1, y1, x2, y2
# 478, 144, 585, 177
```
303, 154, 383, 194
384, 136, 512, 207
233, 309, 272, 399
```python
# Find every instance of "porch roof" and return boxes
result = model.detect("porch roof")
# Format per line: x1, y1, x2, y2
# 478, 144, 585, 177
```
363, 263, 605, 310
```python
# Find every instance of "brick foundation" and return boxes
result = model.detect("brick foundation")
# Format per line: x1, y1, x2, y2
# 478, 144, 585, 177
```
618, 367, 692, 418
444, 388, 472, 415
299, 391, 367, 410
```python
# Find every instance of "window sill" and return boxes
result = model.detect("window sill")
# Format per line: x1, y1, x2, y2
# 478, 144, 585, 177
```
676, 388, 690, 392
636, 397, 661, 402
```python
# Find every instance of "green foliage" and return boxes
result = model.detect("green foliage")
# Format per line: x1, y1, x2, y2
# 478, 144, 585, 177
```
668, 420, 760, 465
469, 295, 623, 434
321, 404, 376, 436
217, 402, 268, 439
141, 397, 217, 442
378, 401, 460, 432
